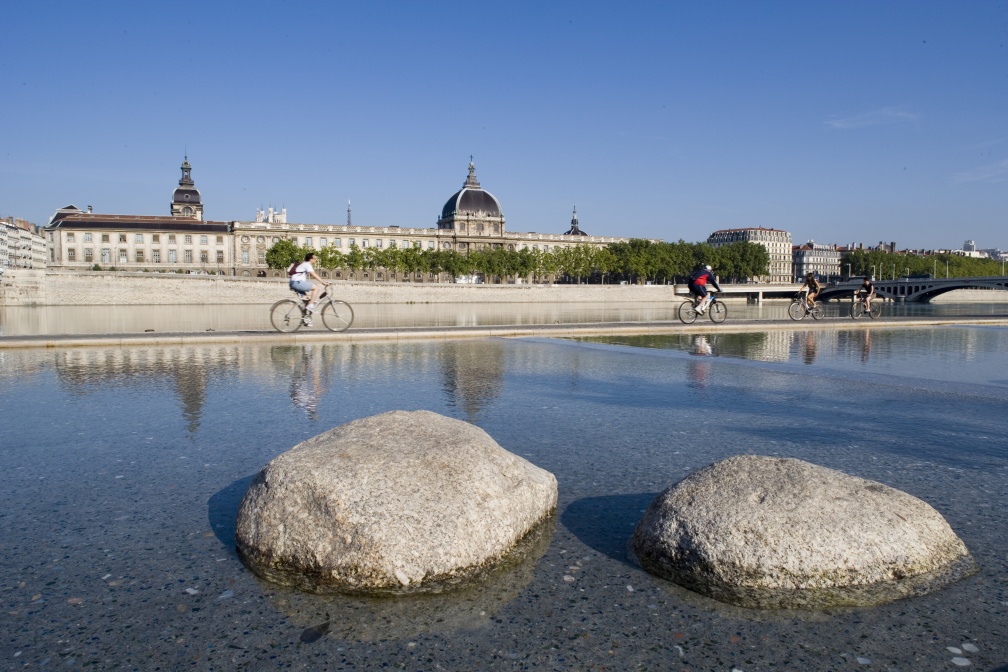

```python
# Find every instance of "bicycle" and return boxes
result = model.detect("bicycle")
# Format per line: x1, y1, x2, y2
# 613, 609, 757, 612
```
270, 285, 354, 333
678, 292, 727, 324
788, 294, 824, 321
850, 293, 882, 320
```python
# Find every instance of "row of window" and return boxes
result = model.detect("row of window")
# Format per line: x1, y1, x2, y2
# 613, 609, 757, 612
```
65, 249, 226, 264
64, 233, 225, 245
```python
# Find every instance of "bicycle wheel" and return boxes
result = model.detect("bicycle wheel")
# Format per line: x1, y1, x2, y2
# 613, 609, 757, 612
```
868, 302, 882, 319
787, 300, 806, 321
270, 299, 303, 332
850, 301, 865, 320
321, 299, 354, 332
708, 301, 727, 323
677, 301, 698, 324
811, 303, 825, 320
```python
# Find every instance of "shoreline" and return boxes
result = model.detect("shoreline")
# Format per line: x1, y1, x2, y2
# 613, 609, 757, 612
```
3, 315, 1006, 350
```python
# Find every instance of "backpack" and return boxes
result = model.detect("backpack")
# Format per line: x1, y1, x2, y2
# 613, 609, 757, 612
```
287, 263, 298, 277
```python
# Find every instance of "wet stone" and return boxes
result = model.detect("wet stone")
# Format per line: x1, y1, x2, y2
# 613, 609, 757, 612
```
630, 455, 978, 609
236, 410, 558, 594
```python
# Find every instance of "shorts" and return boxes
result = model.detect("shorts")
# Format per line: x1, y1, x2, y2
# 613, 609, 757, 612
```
688, 282, 707, 298
289, 280, 313, 295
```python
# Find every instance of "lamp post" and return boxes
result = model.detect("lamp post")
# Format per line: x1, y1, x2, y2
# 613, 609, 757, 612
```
871, 264, 876, 280
892, 264, 895, 281
846, 262, 851, 279
946, 260, 949, 278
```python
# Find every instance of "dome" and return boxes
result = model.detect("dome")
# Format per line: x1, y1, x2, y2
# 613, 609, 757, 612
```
173, 186, 201, 204
440, 160, 502, 220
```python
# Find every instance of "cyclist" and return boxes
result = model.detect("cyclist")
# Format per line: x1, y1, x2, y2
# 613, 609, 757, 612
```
687, 264, 721, 314
798, 272, 821, 310
288, 252, 326, 325
858, 275, 875, 312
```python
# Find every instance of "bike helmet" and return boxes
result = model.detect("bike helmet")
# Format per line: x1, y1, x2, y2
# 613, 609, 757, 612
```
704, 265, 712, 271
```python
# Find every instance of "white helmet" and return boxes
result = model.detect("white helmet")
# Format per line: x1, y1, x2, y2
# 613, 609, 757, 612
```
705, 265, 712, 271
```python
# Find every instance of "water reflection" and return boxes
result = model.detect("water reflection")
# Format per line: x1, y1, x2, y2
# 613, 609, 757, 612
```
438, 340, 505, 421
270, 346, 331, 421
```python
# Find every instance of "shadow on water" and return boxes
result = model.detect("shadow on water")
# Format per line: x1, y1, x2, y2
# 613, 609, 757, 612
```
208, 474, 256, 556
561, 492, 659, 562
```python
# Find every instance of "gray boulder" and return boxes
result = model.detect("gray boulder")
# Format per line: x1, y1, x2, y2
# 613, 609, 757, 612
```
236, 410, 558, 594
631, 455, 977, 609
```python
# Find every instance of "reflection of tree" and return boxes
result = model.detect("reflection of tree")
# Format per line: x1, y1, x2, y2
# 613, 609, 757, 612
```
439, 340, 505, 421
53, 347, 240, 434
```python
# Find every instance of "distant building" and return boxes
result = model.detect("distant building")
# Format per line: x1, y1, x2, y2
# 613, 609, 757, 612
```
792, 241, 842, 281
45, 157, 635, 280
1, 215, 46, 269
46, 159, 230, 273
707, 227, 793, 284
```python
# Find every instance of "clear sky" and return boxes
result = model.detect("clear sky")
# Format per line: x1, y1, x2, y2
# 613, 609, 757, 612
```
2, 1, 1006, 251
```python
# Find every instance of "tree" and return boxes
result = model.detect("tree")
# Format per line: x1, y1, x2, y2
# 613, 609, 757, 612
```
265, 238, 302, 270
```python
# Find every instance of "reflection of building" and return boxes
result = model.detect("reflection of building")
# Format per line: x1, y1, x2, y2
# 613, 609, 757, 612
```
792, 241, 841, 281
708, 227, 793, 284
439, 340, 506, 421
53, 346, 241, 433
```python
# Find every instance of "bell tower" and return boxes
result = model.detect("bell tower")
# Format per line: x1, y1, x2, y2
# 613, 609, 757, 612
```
170, 155, 204, 220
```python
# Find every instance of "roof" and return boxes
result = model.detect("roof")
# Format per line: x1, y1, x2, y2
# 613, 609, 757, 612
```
47, 213, 229, 233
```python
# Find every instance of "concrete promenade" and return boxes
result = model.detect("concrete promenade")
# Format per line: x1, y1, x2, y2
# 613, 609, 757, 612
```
3, 314, 1006, 350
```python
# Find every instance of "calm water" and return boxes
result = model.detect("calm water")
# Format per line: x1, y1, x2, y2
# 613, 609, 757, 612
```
1, 299, 1007, 335
1, 328, 1006, 670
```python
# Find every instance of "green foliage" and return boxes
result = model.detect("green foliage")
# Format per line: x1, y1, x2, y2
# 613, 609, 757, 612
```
840, 249, 1003, 280
262, 236, 782, 284
265, 238, 303, 270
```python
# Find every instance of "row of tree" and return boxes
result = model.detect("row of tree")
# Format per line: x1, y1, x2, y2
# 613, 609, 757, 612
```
841, 249, 1005, 280
265, 238, 772, 284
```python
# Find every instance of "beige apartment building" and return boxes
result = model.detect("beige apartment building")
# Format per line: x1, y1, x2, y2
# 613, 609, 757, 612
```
707, 226, 794, 283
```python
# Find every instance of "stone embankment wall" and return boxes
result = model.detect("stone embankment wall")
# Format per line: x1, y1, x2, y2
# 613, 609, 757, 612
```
0, 269, 46, 305
8, 271, 681, 306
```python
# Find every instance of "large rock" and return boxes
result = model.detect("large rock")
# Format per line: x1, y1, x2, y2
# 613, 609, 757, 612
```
631, 455, 977, 608
236, 410, 558, 594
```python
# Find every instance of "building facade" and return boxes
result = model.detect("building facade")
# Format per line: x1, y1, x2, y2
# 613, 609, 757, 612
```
1, 216, 47, 270
707, 227, 793, 284
792, 241, 842, 281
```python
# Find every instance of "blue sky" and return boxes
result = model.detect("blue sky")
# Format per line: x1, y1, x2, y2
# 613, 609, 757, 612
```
2, 1, 1005, 251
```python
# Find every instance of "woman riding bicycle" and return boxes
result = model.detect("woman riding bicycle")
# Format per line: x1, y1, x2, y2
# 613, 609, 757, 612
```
288, 252, 326, 325
798, 272, 821, 310
858, 276, 875, 312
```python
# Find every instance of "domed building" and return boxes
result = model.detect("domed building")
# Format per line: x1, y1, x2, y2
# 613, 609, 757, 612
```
437, 159, 505, 240
170, 156, 203, 220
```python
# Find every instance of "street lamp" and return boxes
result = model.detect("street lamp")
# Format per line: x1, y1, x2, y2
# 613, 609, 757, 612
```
892, 264, 895, 281
872, 264, 876, 280
846, 262, 851, 279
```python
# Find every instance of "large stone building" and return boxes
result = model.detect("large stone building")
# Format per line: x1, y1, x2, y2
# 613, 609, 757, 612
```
792, 241, 842, 281
46, 159, 231, 273
707, 227, 793, 284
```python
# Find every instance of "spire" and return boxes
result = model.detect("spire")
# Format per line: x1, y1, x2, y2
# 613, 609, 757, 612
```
347, 200, 352, 226
464, 156, 481, 189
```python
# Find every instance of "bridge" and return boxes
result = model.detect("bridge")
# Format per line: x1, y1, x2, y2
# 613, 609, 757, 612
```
817, 276, 1008, 303
677, 276, 1008, 303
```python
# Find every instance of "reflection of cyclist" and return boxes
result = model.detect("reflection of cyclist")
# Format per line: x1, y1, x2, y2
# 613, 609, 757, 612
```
289, 252, 326, 325
798, 272, 821, 309
687, 265, 721, 314
858, 276, 875, 312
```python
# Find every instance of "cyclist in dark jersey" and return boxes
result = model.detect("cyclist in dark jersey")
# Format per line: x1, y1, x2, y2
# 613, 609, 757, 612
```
858, 276, 875, 312
687, 265, 721, 314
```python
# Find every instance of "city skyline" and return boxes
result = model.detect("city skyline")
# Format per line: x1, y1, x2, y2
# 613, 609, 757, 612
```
2, 1, 1005, 250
